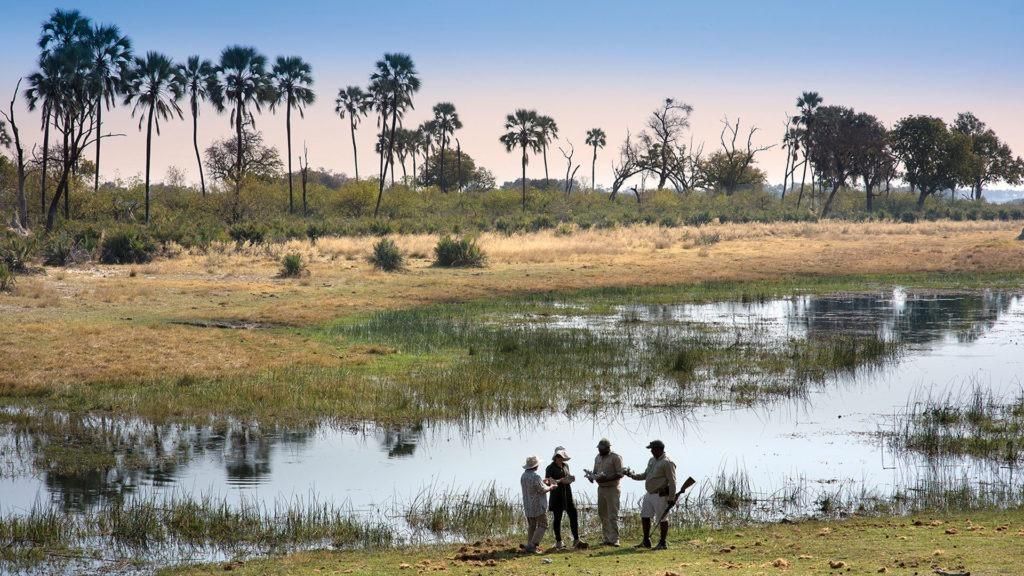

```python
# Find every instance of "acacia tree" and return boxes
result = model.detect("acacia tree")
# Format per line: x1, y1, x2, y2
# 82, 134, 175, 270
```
499, 109, 544, 210
431, 102, 462, 192
217, 46, 271, 200
891, 115, 972, 208
951, 112, 1023, 200
176, 56, 220, 196
124, 51, 183, 224
536, 115, 558, 188
584, 128, 606, 191
703, 117, 772, 195
87, 23, 131, 192
369, 53, 420, 217
270, 56, 315, 214
334, 85, 371, 181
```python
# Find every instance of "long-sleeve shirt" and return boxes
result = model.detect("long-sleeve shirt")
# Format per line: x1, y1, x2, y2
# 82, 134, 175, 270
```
520, 469, 549, 517
633, 454, 677, 496
592, 452, 625, 487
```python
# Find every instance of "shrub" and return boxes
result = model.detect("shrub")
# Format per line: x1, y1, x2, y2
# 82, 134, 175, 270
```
279, 253, 306, 278
695, 231, 721, 246
43, 232, 86, 266
0, 262, 14, 292
228, 222, 266, 245
433, 235, 486, 267
686, 211, 712, 227
99, 230, 156, 264
0, 236, 35, 272
899, 211, 918, 224
369, 238, 404, 271
306, 224, 327, 244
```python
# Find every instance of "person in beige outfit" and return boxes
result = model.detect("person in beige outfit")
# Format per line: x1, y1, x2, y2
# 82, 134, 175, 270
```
627, 439, 677, 550
587, 438, 625, 546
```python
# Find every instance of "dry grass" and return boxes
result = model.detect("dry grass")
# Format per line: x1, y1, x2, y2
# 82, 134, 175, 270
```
1, 220, 1023, 391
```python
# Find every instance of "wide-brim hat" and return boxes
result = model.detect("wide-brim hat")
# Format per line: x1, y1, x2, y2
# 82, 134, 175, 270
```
553, 446, 571, 461
522, 455, 540, 469
646, 439, 665, 450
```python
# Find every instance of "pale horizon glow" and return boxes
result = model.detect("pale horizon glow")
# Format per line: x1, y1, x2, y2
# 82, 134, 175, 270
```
1, 1, 1022, 191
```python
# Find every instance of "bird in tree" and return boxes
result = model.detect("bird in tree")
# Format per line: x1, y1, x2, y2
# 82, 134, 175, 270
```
431, 102, 462, 193
536, 115, 558, 188
499, 109, 544, 211
369, 53, 420, 217
793, 91, 823, 206
124, 51, 183, 224
270, 56, 315, 214
86, 23, 132, 192
176, 56, 221, 196
585, 128, 606, 191
335, 85, 372, 181
216, 46, 271, 199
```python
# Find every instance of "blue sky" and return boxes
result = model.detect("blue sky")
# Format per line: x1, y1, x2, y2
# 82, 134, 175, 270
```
2, 0, 1022, 187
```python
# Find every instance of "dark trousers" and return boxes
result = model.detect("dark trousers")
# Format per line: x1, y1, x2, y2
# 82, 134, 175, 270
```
551, 505, 579, 542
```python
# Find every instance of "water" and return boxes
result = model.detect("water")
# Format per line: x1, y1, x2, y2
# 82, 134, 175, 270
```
2, 289, 1023, 522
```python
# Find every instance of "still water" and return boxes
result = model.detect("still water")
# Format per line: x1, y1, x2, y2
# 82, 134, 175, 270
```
2, 289, 1023, 519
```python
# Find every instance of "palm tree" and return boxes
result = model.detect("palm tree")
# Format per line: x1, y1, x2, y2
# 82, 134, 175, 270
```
536, 115, 558, 188
334, 85, 371, 181
369, 53, 420, 217
124, 52, 183, 224
177, 56, 220, 196
39, 9, 91, 56
499, 109, 544, 211
217, 46, 271, 199
585, 128, 607, 191
417, 120, 435, 185
270, 56, 314, 214
24, 56, 63, 216
87, 23, 132, 192
794, 91, 823, 206
431, 102, 462, 193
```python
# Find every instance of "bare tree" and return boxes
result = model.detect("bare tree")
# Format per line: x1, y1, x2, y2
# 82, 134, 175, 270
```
558, 141, 580, 194
1, 80, 28, 229
299, 144, 310, 216
641, 98, 693, 190
610, 131, 644, 200
702, 117, 773, 195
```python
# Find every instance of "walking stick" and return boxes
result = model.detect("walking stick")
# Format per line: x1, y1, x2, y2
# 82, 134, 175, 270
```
657, 476, 697, 524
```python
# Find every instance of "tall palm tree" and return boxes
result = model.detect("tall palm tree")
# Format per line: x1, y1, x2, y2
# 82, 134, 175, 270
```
585, 128, 606, 191
176, 56, 220, 196
270, 56, 314, 214
794, 91, 823, 206
39, 9, 91, 56
369, 53, 420, 217
217, 46, 271, 199
334, 85, 371, 181
87, 23, 132, 192
417, 120, 435, 185
499, 109, 544, 211
536, 115, 558, 188
431, 102, 462, 193
24, 56, 63, 216
124, 52, 183, 224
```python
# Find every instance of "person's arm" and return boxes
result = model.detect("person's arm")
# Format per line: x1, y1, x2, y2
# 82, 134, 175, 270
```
534, 474, 556, 494
665, 460, 678, 501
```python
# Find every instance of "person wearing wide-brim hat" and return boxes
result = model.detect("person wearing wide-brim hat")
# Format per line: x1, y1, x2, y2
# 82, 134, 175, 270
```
626, 439, 677, 550
546, 446, 584, 549
520, 455, 557, 553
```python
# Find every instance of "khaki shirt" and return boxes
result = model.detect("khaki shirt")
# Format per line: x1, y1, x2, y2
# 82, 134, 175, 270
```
634, 454, 677, 496
593, 452, 625, 487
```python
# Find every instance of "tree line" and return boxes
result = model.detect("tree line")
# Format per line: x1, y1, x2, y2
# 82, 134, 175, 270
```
2, 9, 1022, 235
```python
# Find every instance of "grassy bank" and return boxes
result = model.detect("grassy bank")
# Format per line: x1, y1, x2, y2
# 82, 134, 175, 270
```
164, 508, 1024, 576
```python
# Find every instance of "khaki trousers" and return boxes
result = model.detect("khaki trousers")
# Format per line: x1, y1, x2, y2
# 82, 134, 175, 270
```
597, 485, 620, 544
526, 514, 548, 548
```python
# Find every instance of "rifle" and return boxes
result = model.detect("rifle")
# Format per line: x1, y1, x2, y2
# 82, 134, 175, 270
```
657, 476, 696, 523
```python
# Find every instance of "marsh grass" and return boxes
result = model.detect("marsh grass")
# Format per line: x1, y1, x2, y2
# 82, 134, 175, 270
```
890, 387, 1024, 463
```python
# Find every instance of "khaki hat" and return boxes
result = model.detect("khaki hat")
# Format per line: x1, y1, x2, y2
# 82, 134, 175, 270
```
646, 439, 665, 450
522, 455, 540, 469
597, 438, 611, 447
553, 446, 571, 461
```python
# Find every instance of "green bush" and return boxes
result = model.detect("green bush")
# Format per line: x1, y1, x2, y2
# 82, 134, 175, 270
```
433, 235, 486, 268
369, 238, 404, 271
42, 231, 87, 266
0, 262, 14, 292
279, 253, 306, 278
99, 230, 156, 264
229, 222, 266, 245
306, 223, 327, 244
899, 211, 918, 223
0, 236, 36, 272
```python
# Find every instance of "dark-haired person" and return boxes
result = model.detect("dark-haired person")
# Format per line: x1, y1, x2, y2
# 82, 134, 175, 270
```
627, 439, 676, 550
546, 446, 583, 549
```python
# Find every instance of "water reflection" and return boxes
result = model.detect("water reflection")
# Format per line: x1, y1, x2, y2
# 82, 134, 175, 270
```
1, 289, 1022, 517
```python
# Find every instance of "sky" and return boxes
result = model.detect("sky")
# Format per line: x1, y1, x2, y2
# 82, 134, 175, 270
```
1, 0, 1022, 189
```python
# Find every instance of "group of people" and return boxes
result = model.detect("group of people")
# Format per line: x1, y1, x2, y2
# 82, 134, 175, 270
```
519, 438, 678, 553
